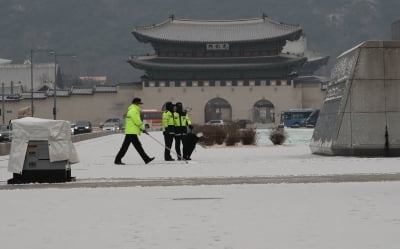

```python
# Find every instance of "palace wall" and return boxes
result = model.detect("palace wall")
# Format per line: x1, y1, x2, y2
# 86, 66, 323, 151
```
138, 84, 315, 123
299, 83, 326, 109
1, 85, 140, 126
1, 82, 324, 126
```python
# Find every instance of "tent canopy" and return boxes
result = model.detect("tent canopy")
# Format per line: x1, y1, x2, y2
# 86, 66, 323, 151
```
8, 117, 79, 173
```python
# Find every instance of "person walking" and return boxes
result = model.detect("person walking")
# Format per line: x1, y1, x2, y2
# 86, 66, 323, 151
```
173, 102, 193, 160
114, 98, 155, 165
162, 102, 175, 161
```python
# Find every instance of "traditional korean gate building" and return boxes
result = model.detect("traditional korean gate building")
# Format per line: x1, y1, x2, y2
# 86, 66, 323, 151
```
0, 16, 328, 126
128, 15, 329, 125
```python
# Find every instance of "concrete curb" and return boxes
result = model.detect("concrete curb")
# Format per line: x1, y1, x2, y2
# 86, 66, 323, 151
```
2, 173, 400, 190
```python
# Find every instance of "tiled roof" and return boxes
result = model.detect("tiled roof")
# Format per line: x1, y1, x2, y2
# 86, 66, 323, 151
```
128, 55, 306, 70
294, 75, 330, 84
71, 88, 94, 95
133, 17, 302, 43
47, 89, 71, 97
95, 85, 117, 93
0, 58, 12, 64
21, 92, 47, 99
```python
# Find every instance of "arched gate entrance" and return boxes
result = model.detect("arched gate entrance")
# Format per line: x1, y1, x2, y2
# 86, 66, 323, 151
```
253, 99, 275, 123
204, 97, 232, 122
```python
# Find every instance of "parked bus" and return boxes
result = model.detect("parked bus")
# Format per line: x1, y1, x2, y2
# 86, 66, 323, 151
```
141, 109, 163, 130
280, 109, 315, 128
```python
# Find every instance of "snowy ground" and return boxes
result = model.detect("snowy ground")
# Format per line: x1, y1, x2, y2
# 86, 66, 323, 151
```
1, 129, 400, 249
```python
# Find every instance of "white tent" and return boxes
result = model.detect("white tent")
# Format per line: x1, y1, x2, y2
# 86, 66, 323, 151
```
8, 117, 79, 174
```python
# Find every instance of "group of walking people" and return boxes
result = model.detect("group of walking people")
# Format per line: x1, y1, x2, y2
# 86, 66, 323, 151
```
114, 97, 193, 165
162, 101, 193, 161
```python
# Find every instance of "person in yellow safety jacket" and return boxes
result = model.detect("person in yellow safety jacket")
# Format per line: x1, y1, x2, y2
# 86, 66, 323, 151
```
162, 102, 175, 161
173, 102, 193, 160
114, 98, 154, 165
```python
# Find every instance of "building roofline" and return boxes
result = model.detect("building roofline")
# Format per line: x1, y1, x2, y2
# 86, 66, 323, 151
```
133, 16, 302, 44
128, 54, 307, 70
135, 17, 299, 29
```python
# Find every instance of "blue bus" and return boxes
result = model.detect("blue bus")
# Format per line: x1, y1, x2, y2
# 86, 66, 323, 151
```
280, 109, 315, 128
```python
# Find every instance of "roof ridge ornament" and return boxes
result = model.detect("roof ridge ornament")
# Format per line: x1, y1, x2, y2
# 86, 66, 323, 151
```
262, 13, 267, 21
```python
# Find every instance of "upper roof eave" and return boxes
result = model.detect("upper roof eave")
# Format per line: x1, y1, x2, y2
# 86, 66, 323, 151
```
127, 55, 307, 70
132, 17, 302, 44
133, 29, 302, 44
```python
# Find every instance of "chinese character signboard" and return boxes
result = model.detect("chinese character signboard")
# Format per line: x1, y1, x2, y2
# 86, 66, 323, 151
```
206, 43, 230, 51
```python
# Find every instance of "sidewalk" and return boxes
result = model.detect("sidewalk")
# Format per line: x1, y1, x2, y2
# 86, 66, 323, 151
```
1, 130, 400, 183
1, 130, 400, 249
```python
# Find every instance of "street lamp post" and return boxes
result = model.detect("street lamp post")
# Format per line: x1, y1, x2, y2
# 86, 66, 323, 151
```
30, 49, 34, 117
51, 52, 57, 120
1, 82, 4, 124
30, 49, 75, 119
48, 52, 76, 120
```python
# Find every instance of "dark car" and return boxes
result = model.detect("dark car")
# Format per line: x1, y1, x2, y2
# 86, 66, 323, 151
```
0, 124, 11, 142
235, 119, 253, 129
74, 120, 92, 134
205, 120, 224, 126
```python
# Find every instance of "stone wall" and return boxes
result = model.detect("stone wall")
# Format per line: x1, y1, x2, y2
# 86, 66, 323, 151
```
0, 80, 324, 126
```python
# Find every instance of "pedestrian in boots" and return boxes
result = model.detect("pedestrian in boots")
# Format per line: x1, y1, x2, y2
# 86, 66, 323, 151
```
114, 98, 155, 165
162, 102, 175, 161
173, 102, 193, 160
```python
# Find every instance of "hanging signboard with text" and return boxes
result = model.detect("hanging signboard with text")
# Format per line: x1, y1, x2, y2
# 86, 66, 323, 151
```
206, 43, 229, 50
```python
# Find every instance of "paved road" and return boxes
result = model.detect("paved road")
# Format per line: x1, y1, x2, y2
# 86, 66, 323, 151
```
1, 173, 400, 190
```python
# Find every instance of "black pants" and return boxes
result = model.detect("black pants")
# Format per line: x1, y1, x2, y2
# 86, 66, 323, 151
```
174, 134, 187, 159
115, 134, 151, 163
163, 133, 174, 160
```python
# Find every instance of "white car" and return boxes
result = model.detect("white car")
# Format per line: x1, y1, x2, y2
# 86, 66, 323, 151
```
102, 122, 119, 131
206, 120, 224, 125
100, 118, 124, 130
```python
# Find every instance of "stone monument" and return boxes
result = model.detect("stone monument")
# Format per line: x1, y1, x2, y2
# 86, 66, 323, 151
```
310, 41, 400, 156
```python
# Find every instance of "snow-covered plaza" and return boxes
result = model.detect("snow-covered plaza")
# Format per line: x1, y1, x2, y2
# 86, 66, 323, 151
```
1, 129, 400, 249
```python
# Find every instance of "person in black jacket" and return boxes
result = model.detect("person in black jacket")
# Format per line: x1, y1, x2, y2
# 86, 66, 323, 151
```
162, 102, 175, 161
173, 102, 193, 160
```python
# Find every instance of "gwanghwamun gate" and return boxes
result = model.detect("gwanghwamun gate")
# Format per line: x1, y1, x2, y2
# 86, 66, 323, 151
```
0, 15, 330, 126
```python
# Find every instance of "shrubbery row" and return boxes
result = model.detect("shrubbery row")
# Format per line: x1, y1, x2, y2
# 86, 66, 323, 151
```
193, 124, 287, 146
193, 124, 256, 146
